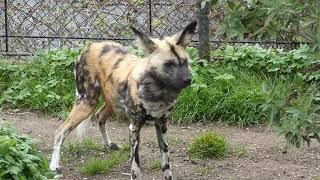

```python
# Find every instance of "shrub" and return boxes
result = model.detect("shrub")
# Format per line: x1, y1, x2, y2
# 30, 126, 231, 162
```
0, 48, 81, 117
261, 84, 320, 147
212, 44, 320, 81
0, 121, 54, 179
188, 132, 227, 159
212, 0, 320, 56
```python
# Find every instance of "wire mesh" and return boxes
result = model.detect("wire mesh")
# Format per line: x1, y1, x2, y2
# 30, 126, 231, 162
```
0, 0, 299, 57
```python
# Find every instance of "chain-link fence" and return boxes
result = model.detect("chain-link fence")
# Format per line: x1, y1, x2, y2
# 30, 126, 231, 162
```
0, 0, 300, 57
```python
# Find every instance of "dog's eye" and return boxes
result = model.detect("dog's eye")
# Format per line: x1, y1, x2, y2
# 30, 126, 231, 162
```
164, 61, 176, 68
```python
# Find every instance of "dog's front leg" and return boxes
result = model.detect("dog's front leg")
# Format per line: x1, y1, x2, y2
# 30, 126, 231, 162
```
129, 120, 145, 180
155, 119, 172, 180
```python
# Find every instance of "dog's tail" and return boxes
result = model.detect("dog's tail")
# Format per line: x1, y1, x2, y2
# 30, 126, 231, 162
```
76, 115, 97, 140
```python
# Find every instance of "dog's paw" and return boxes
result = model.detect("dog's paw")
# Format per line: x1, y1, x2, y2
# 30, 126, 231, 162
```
103, 143, 121, 152
51, 167, 63, 179
109, 143, 120, 150
53, 173, 63, 179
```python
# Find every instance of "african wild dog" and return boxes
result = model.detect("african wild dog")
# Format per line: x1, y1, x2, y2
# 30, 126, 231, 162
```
49, 21, 197, 180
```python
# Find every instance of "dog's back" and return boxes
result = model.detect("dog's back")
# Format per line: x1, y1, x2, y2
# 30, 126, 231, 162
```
74, 41, 143, 116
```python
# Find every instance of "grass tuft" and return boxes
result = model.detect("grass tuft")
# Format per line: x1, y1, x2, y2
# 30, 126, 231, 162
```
62, 138, 100, 160
188, 132, 227, 159
149, 159, 161, 171
80, 146, 130, 176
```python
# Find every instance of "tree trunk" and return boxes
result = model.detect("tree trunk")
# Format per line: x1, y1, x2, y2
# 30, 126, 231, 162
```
198, 0, 211, 60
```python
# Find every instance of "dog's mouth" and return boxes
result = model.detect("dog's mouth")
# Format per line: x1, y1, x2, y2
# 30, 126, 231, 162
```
147, 68, 191, 93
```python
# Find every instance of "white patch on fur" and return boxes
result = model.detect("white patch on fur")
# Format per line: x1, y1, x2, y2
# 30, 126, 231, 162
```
75, 88, 80, 99
98, 122, 112, 146
74, 68, 81, 100
131, 140, 141, 180
160, 132, 170, 168
163, 169, 173, 179
160, 150, 168, 166
50, 147, 60, 171
131, 166, 141, 180
94, 80, 99, 87
129, 124, 134, 131
50, 135, 63, 171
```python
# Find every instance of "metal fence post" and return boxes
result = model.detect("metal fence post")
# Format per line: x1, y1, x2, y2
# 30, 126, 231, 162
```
4, 0, 9, 53
198, 0, 210, 60
148, 0, 152, 35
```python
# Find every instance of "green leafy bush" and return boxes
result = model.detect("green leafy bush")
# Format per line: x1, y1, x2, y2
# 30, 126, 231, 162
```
0, 48, 81, 116
261, 84, 320, 147
211, 0, 320, 54
208, 44, 320, 147
0, 121, 54, 179
188, 132, 227, 159
213, 44, 320, 81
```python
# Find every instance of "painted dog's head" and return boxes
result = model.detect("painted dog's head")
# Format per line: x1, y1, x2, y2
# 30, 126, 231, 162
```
130, 21, 197, 93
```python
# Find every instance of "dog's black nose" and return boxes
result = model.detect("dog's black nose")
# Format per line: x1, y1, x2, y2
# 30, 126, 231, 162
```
184, 78, 192, 86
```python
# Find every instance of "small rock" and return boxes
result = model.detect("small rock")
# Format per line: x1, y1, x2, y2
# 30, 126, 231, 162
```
191, 160, 198, 164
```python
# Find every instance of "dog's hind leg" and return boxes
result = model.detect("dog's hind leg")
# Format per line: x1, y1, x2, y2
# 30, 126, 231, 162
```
49, 102, 96, 171
50, 49, 101, 172
95, 103, 120, 150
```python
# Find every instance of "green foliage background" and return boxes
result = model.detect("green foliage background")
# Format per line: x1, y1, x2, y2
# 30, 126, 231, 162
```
0, 121, 54, 179
0, 44, 319, 147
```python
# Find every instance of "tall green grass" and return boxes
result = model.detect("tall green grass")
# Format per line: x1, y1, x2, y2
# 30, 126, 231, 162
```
172, 64, 306, 125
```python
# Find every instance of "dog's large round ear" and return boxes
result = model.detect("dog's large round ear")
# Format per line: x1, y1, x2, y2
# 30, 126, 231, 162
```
130, 26, 157, 55
175, 21, 197, 48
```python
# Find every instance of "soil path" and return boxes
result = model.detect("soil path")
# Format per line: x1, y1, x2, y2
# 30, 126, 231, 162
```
1, 110, 319, 180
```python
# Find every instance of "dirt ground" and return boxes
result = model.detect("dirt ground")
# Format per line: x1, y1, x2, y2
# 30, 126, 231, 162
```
1, 110, 320, 180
